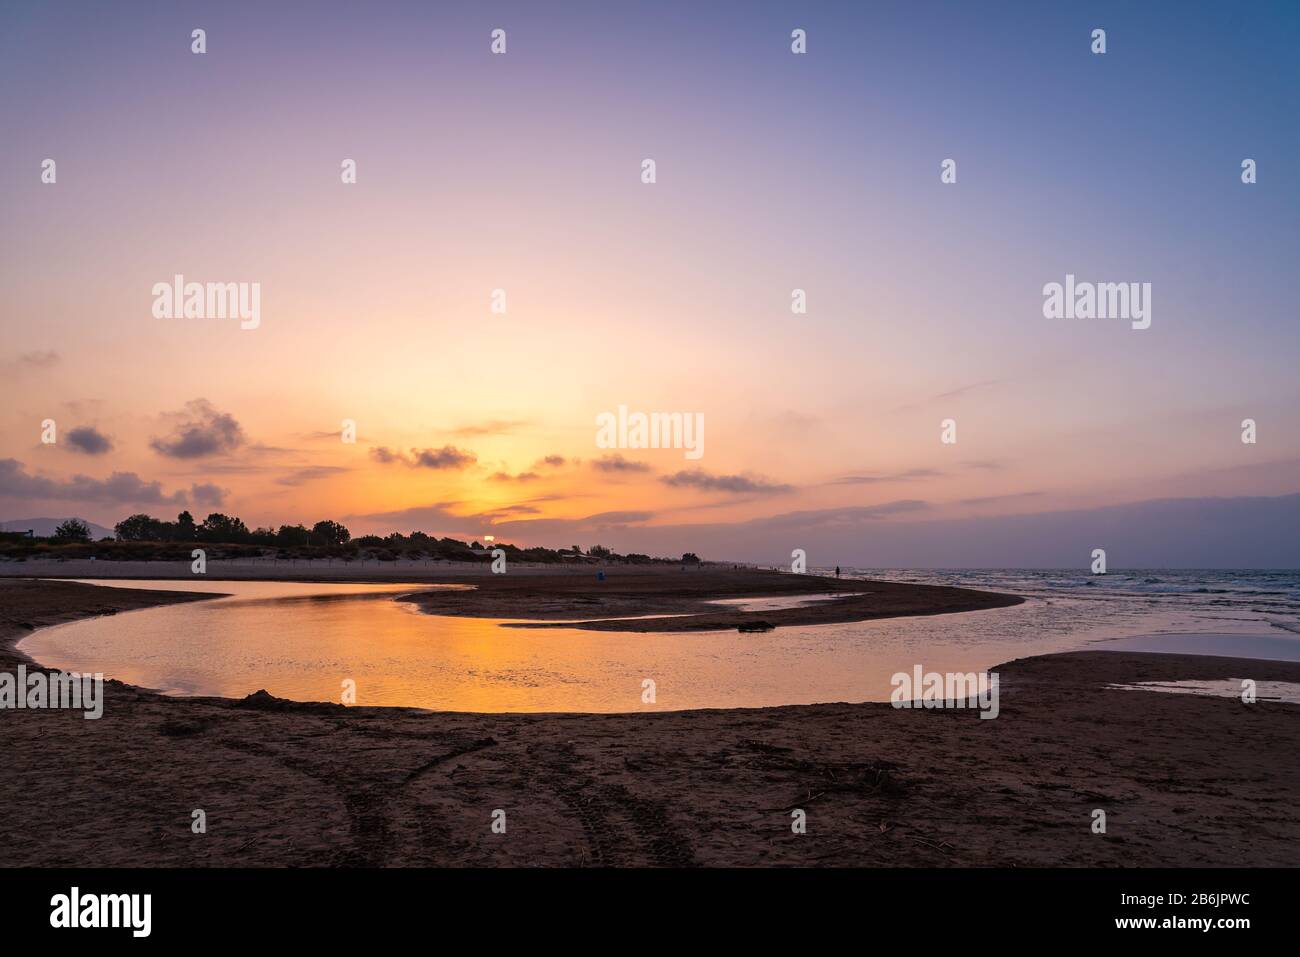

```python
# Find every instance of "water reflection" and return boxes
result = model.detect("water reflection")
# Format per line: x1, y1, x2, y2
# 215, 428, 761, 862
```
16, 577, 1293, 713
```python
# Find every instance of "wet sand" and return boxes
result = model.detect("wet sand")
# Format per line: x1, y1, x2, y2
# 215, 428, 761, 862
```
397, 567, 1024, 631
0, 562, 1023, 631
1, 577, 1297, 867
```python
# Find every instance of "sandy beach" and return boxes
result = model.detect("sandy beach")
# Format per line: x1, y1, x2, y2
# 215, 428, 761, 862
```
2, 574, 1296, 868
0, 560, 1023, 632
5, 5, 1297, 939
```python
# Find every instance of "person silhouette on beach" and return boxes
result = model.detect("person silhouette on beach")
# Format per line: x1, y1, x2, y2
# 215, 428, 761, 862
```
835, 566, 841, 578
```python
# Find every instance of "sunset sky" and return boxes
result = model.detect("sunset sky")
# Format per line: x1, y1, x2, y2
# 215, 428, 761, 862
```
2, 1, 1298, 566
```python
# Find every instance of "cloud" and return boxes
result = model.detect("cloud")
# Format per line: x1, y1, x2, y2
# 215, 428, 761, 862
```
21, 350, 59, 368
352, 501, 656, 538
578, 510, 654, 525
479, 503, 543, 518
453, 493, 1300, 568
743, 500, 931, 531
830, 468, 943, 485
0, 458, 196, 505
370, 446, 477, 470
957, 491, 1042, 506
475, 500, 931, 558
150, 400, 246, 459
490, 470, 540, 483
64, 426, 113, 455
188, 463, 275, 475
932, 379, 1006, 401
188, 482, 227, 506
592, 454, 652, 474
3, 350, 59, 374
767, 409, 821, 430
276, 466, 352, 486
660, 469, 794, 495
892, 379, 1008, 413
536, 455, 567, 468
449, 419, 530, 437
695, 494, 1299, 567
302, 428, 366, 442
480, 509, 658, 538
352, 502, 478, 534
247, 442, 300, 455
830, 463, 1002, 486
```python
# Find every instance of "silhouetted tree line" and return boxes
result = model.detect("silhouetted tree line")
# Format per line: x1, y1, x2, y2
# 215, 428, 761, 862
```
92, 513, 696, 565
114, 512, 351, 547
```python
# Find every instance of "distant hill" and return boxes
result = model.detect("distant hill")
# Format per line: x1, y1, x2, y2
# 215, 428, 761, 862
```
0, 517, 116, 540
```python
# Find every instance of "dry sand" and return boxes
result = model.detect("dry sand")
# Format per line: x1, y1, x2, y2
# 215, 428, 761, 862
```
1, 577, 1296, 867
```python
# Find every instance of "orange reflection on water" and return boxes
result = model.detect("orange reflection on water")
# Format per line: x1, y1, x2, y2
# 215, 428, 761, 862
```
18, 580, 1048, 712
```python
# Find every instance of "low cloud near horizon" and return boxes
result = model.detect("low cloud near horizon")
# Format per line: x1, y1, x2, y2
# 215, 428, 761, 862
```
347, 492, 1300, 568
592, 454, 652, 474
0, 458, 226, 509
548, 493, 1300, 569
660, 469, 794, 495
370, 446, 477, 470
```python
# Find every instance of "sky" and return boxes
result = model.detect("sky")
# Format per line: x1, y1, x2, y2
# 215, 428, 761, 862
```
1, 1, 1298, 566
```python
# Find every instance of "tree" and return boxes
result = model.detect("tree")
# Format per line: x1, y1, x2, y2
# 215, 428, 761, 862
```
175, 511, 196, 540
682, 552, 701, 564
311, 520, 350, 547
115, 513, 161, 541
589, 544, 612, 559
276, 524, 310, 547
198, 513, 250, 543
53, 518, 91, 543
